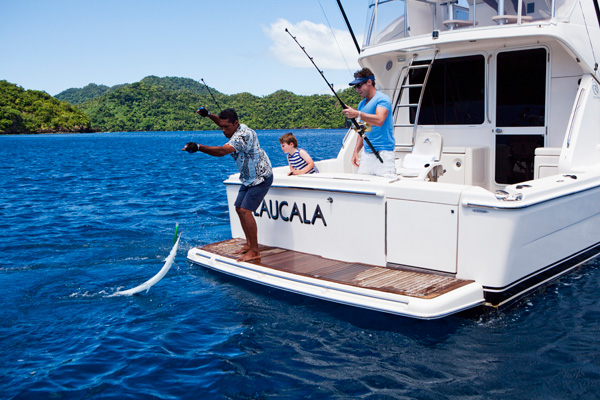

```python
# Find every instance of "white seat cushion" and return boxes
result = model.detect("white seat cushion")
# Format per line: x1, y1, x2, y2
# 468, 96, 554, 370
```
397, 168, 420, 177
402, 154, 436, 170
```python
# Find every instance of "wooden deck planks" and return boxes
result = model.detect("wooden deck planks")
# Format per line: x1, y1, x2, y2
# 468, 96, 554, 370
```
200, 239, 473, 299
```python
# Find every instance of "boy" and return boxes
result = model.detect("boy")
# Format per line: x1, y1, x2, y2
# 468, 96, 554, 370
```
279, 133, 318, 175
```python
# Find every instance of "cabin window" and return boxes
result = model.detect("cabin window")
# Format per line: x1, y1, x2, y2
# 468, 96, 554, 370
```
408, 55, 485, 125
496, 48, 547, 127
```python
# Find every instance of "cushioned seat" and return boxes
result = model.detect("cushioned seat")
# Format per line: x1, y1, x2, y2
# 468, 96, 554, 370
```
397, 132, 444, 181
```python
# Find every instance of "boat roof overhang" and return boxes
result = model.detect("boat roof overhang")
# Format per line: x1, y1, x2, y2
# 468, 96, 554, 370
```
358, 23, 599, 76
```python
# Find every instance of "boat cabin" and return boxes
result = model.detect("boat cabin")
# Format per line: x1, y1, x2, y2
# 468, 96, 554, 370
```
325, 0, 599, 193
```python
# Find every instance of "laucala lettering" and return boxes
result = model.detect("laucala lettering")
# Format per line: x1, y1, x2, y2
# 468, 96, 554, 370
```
254, 199, 327, 226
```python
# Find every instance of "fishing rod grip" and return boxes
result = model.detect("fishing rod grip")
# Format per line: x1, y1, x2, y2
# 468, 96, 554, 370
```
357, 129, 383, 164
365, 139, 383, 163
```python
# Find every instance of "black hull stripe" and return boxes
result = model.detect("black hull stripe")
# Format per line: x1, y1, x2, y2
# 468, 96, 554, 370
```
483, 241, 600, 305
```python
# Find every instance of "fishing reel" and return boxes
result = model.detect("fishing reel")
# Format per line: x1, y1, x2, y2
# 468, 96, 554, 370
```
356, 122, 372, 134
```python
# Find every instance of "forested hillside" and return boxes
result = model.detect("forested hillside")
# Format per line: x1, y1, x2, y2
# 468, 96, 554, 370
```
54, 76, 217, 105
76, 76, 361, 132
55, 83, 116, 104
1, 76, 361, 133
0, 80, 92, 134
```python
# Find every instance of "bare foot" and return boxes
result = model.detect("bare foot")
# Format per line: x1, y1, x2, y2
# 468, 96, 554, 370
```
237, 250, 261, 262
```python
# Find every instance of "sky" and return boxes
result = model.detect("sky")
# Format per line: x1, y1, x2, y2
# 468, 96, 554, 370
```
0, 0, 368, 97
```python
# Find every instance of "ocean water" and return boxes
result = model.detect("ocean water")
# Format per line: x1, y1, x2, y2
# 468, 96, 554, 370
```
1, 130, 599, 400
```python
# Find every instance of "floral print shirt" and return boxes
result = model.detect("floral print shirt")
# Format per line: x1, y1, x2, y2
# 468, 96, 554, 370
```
226, 124, 272, 186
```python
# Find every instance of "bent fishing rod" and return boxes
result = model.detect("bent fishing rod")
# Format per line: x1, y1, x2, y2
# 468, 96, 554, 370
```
201, 78, 222, 112
285, 28, 383, 163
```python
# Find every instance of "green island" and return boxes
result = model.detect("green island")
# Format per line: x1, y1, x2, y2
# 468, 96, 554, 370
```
1, 76, 360, 134
0, 80, 93, 134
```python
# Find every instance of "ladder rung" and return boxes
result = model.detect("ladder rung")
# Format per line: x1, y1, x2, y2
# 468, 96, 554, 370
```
402, 84, 423, 88
397, 104, 418, 108
408, 64, 430, 69
394, 124, 416, 128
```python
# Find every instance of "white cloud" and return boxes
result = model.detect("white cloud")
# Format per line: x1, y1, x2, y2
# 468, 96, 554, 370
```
263, 18, 361, 71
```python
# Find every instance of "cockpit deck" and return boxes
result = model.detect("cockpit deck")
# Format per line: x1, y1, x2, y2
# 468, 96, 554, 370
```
198, 238, 473, 299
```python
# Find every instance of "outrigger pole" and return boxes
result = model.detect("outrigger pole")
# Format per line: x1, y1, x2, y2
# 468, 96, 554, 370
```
336, 0, 361, 54
201, 78, 222, 112
285, 28, 383, 163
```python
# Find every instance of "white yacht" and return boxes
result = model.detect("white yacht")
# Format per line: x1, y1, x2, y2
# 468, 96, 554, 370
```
188, 0, 600, 319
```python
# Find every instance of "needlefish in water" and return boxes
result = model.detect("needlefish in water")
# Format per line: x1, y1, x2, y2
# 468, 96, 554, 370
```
110, 233, 181, 296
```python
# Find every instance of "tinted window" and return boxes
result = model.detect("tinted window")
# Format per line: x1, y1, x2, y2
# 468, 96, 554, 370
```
496, 48, 547, 127
408, 55, 485, 125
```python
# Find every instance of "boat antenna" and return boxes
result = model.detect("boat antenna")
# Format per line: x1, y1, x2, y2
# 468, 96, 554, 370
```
285, 28, 382, 163
201, 78, 222, 112
335, 0, 361, 54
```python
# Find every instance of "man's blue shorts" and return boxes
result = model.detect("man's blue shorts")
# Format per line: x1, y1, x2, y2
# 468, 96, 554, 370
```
234, 174, 273, 211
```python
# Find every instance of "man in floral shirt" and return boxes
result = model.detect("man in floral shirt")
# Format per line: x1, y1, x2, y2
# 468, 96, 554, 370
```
182, 108, 272, 262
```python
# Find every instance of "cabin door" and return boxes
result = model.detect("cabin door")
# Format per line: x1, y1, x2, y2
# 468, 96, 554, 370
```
494, 48, 548, 184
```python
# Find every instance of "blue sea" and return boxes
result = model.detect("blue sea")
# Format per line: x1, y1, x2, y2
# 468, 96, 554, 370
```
1, 130, 600, 399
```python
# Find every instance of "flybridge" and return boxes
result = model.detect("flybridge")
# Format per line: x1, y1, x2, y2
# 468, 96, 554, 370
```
363, 0, 574, 47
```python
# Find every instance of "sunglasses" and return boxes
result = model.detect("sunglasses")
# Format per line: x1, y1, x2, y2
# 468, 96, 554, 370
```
354, 80, 371, 89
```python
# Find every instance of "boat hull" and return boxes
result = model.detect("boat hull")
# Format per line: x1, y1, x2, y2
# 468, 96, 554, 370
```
207, 170, 600, 315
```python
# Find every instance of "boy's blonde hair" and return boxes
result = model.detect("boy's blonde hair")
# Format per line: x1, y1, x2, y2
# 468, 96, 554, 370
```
278, 132, 298, 147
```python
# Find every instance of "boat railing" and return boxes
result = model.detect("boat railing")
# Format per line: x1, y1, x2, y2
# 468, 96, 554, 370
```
364, 0, 576, 47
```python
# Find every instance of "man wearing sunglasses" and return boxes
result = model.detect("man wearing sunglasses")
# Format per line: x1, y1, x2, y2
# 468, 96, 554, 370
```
342, 68, 396, 179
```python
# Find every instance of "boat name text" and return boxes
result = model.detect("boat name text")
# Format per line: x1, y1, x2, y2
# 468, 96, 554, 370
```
254, 199, 327, 226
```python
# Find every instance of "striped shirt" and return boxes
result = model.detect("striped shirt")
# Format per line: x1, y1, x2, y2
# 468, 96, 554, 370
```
287, 148, 318, 174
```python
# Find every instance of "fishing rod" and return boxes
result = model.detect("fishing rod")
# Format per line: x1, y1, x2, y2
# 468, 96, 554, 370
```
201, 78, 222, 112
336, 0, 361, 54
285, 28, 382, 163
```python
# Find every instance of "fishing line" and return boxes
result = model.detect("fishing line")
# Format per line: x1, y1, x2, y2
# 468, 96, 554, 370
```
184, 110, 200, 162
579, 0, 599, 72
201, 78, 223, 111
230, 45, 270, 91
316, 0, 354, 75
